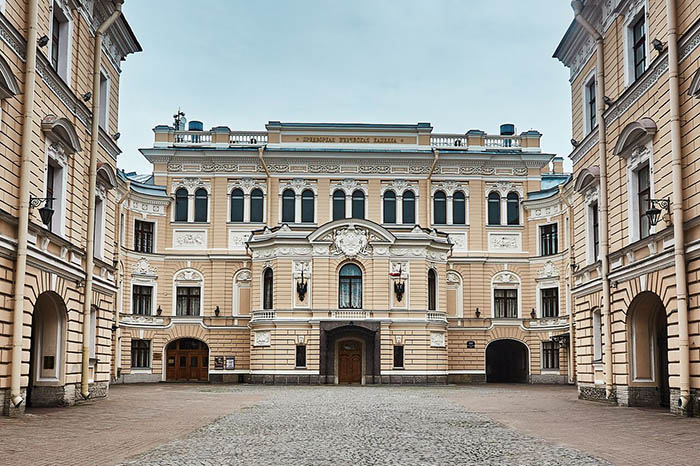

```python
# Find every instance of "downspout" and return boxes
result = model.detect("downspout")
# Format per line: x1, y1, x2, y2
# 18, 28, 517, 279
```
113, 180, 130, 379
572, 1, 614, 399
82, 1, 123, 398
10, 0, 39, 409
560, 187, 576, 384
427, 148, 439, 225
257, 146, 270, 224
665, 0, 690, 411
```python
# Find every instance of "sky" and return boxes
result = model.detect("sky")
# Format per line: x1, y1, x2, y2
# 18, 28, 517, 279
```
118, 0, 574, 174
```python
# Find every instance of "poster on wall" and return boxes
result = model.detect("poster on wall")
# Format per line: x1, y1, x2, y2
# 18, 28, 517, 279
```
225, 357, 235, 370
214, 356, 224, 370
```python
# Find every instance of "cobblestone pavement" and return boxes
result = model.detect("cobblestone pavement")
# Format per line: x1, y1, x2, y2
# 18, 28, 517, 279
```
122, 386, 609, 466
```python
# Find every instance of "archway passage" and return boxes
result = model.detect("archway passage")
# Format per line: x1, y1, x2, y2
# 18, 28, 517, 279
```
486, 339, 528, 383
338, 339, 362, 384
628, 291, 669, 408
165, 339, 209, 381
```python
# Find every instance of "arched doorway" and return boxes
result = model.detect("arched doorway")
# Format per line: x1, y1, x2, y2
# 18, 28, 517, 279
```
628, 291, 669, 408
486, 339, 528, 383
337, 339, 363, 384
165, 338, 209, 381
28, 292, 67, 407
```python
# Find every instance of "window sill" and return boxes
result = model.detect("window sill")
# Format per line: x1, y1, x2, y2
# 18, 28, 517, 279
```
540, 369, 561, 374
171, 222, 210, 226
295, 366, 307, 370
392, 367, 404, 370
130, 368, 152, 374
485, 225, 523, 229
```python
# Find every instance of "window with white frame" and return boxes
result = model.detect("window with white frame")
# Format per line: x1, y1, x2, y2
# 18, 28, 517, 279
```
382, 181, 419, 225
625, 8, 648, 85
132, 285, 153, 315
542, 341, 559, 369
89, 306, 97, 361
593, 308, 603, 362
176, 287, 200, 316
583, 73, 596, 134
540, 223, 558, 256
494, 289, 518, 318
134, 219, 154, 253
131, 340, 150, 369
93, 190, 105, 259
591, 202, 600, 261
50, 1, 72, 82
45, 146, 66, 234
541, 287, 559, 318
636, 163, 651, 240
98, 70, 109, 131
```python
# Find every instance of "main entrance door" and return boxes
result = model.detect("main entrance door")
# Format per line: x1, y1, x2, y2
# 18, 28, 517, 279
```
165, 339, 209, 381
338, 340, 362, 384
486, 339, 529, 383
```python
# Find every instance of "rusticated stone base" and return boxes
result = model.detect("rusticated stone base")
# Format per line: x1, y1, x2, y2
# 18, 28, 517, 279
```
577, 383, 608, 402
1, 388, 26, 417
530, 373, 568, 384
670, 388, 698, 417
247, 374, 448, 385
2, 382, 108, 416
115, 373, 162, 384
447, 374, 486, 384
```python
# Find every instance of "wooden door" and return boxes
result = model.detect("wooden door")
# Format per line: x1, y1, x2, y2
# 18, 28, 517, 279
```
338, 340, 362, 384
166, 339, 209, 381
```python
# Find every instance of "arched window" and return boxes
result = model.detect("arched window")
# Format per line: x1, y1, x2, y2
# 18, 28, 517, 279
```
507, 192, 520, 225
175, 188, 188, 222
488, 192, 501, 225
250, 188, 264, 223
263, 268, 273, 310
338, 263, 362, 309
428, 269, 437, 311
230, 188, 244, 222
593, 308, 603, 362
453, 191, 466, 225
433, 190, 446, 224
403, 191, 415, 224
352, 190, 365, 219
282, 189, 295, 223
301, 189, 314, 223
333, 190, 346, 220
194, 188, 208, 222
383, 190, 396, 224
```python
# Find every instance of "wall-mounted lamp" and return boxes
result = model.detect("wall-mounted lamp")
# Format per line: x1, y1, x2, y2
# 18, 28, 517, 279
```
570, 262, 579, 272
296, 269, 308, 302
645, 198, 671, 227
156, 305, 162, 316
75, 278, 85, 288
390, 264, 405, 302
113, 132, 121, 141
214, 305, 220, 317
38, 35, 49, 47
29, 196, 55, 227
570, 138, 579, 148
475, 307, 481, 318
530, 308, 537, 319
652, 38, 666, 52
603, 96, 613, 106
82, 92, 92, 102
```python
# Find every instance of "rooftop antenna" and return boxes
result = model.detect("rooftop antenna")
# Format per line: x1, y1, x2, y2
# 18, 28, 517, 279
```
173, 108, 186, 130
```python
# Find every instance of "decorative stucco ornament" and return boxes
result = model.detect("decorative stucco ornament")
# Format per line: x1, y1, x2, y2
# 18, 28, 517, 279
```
331, 225, 371, 257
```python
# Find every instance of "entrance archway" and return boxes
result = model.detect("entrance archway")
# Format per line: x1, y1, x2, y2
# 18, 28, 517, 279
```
165, 338, 209, 381
485, 339, 528, 383
28, 292, 67, 407
337, 339, 363, 384
628, 291, 669, 408
320, 323, 380, 384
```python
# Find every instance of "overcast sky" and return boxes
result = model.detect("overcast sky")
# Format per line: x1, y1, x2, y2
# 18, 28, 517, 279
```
118, 0, 574, 174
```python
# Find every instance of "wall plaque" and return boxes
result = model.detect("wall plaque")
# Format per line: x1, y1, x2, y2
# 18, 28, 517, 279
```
467, 340, 476, 349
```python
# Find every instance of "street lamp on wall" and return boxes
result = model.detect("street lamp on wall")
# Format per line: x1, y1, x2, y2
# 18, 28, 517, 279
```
645, 198, 671, 227
29, 196, 55, 228
390, 264, 405, 302
296, 269, 308, 302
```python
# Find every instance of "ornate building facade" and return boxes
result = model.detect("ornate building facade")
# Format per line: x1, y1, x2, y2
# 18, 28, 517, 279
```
554, 0, 700, 415
0, 0, 140, 415
115, 120, 573, 386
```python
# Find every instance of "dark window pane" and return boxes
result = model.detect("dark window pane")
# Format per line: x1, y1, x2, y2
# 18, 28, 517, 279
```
333, 190, 346, 220
352, 190, 365, 219
282, 189, 295, 223
175, 188, 188, 222
194, 188, 208, 222
494, 289, 518, 318
453, 191, 465, 224
301, 189, 314, 223
507, 192, 519, 225
131, 340, 150, 368
488, 192, 501, 225
428, 269, 437, 311
176, 287, 200, 316
541, 287, 559, 318
134, 220, 154, 253
540, 223, 558, 256
393, 345, 404, 368
133, 285, 152, 315
250, 189, 264, 222
339, 263, 362, 309
433, 191, 446, 224
230, 189, 244, 222
592, 203, 600, 261
542, 341, 560, 369
263, 268, 273, 310
296, 345, 306, 367
402, 191, 415, 224
383, 190, 396, 224
637, 164, 651, 239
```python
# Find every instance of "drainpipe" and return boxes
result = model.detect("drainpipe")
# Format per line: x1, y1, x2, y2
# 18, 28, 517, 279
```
427, 148, 439, 226
82, 1, 123, 398
571, 1, 614, 399
665, 0, 690, 411
112, 180, 130, 379
10, 0, 39, 409
560, 187, 576, 383
257, 146, 270, 224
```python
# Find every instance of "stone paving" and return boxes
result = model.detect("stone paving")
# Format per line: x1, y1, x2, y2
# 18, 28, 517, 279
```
121, 386, 609, 466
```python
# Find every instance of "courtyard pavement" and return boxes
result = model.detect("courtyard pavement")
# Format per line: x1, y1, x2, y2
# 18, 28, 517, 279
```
0, 383, 698, 465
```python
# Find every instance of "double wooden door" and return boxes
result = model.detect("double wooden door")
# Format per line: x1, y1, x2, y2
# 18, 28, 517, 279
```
338, 340, 362, 384
166, 339, 209, 381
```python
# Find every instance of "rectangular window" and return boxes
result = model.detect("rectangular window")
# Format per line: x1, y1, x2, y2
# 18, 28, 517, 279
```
93, 196, 104, 259
176, 286, 200, 316
540, 223, 558, 256
591, 202, 600, 261
542, 341, 560, 369
637, 164, 651, 239
295, 345, 306, 368
50, 2, 70, 81
132, 285, 153, 315
586, 79, 596, 133
51, 14, 60, 69
393, 345, 404, 368
541, 287, 559, 318
98, 71, 109, 131
131, 340, 150, 368
45, 159, 63, 233
632, 15, 646, 81
134, 220, 154, 253
494, 289, 518, 318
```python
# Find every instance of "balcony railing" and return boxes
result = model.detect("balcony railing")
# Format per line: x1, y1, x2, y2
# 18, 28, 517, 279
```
329, 310, 370, 319
430, 134, 468, 148
251, 310, 275, 321
430, 133, 522, 150
426, 311, 448, 322
174, 131, 213, 144
484, 135, 520, 148
229, 131, 268, 145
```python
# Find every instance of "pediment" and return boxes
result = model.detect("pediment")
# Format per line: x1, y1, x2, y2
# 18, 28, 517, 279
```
574, 166, 600, 193
613, 118, 656, 156
41, 115, 82, 154
308, 219, 396, 245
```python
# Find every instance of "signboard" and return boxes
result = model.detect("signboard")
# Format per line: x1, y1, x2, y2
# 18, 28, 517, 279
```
214, 356, 235, 370
214, 356, 224, 370
153, 352, 162, 360
467, 340, 476, 349
225, 357, 235, 370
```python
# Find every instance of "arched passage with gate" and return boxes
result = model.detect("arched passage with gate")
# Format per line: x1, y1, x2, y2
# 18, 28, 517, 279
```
485, 339, 529, 383
28, 292, 67, 407
165, 338, 209, 381
627, 291, 669, 408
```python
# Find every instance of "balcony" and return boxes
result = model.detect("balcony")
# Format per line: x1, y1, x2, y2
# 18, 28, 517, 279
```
430, 133, 523, 150
251, 310, 275, 321
426, 311, 448, 322
328, 310, 371, 320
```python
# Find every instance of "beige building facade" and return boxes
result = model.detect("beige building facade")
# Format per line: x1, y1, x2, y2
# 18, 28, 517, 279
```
0, 0, 140, 415
115, 120, 573, 387
555, 0, 700, 415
